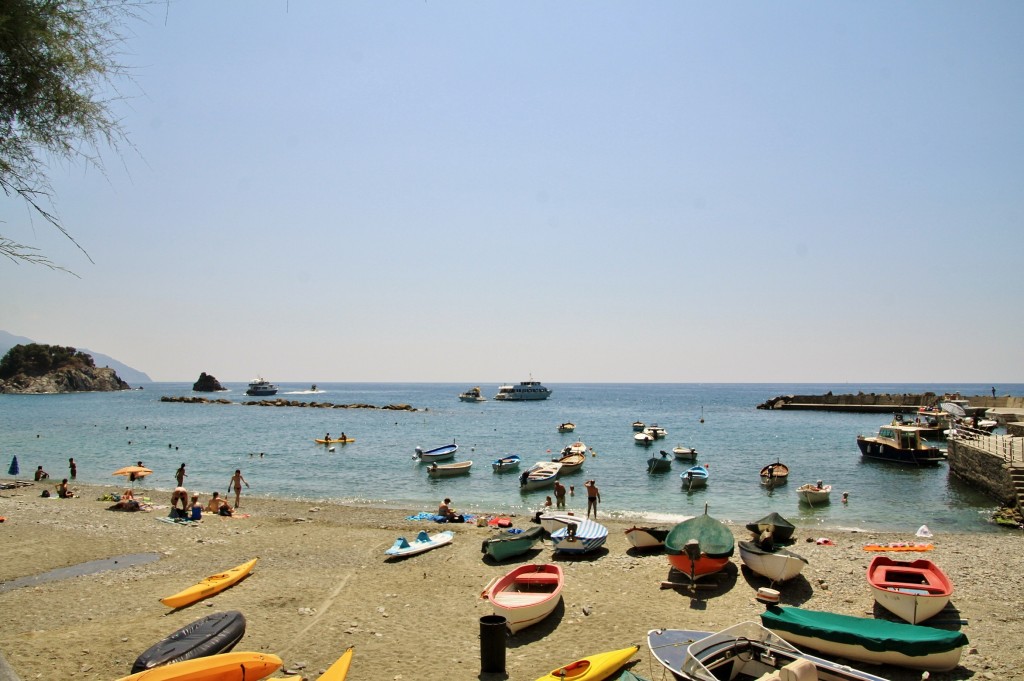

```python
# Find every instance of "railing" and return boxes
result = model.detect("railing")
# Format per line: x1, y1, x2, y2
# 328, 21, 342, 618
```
949, 428, 1024, 463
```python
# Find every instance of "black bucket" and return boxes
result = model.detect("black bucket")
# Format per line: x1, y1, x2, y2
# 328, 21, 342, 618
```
479, 614, 507, 673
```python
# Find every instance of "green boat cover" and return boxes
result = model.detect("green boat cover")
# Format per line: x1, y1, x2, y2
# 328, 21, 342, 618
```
745, 512, 796, 540
761, 606, 968, 658
613, 671, 649, 681
665, 513, 735, 558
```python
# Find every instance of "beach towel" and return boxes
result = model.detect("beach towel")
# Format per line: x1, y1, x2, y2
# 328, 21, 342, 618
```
863, 542, 934, 552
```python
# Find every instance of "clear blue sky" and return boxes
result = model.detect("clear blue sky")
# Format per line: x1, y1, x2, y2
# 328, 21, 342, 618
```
2, 1, 1022, 382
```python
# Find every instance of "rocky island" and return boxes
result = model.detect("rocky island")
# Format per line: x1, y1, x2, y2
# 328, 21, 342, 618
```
0, 343, 130, 394
192, 371, 225, 392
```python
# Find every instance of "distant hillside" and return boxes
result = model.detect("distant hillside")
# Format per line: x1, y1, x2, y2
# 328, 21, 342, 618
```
0, 331, 152, 384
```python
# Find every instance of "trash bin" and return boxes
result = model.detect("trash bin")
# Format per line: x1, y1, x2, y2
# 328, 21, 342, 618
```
479, 614, 507, 673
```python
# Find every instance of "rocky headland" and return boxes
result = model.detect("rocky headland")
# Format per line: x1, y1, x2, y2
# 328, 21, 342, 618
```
0, 343, 130, 394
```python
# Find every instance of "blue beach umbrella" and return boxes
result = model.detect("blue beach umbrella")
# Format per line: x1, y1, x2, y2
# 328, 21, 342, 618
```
8, 455, 19, 477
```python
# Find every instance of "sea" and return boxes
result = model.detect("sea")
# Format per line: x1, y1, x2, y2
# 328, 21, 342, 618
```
2, 382, 1020, 535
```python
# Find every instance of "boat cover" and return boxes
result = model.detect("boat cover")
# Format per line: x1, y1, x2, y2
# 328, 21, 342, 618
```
665, 513, 734, 559
131, 611, 245, 672
481, 525, 543, 553
745, 512, 796, 541
760, 606, 968, 657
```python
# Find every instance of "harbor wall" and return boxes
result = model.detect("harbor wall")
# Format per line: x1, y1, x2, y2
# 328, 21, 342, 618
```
947, 439, 1017, 507
757, 393, 1024, 414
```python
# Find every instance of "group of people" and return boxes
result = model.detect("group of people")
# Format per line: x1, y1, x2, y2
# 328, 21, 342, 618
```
168, 465, 249, 520
541, 479, 602, 518
33, 458, 77, 482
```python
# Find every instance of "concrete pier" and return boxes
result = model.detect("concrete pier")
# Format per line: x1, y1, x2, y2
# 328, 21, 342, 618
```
948, 430, 1024, 510
757, 392, 1024, 415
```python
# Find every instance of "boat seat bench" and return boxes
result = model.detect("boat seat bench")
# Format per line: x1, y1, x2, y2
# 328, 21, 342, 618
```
513, 573, 560, 586
875, 581, 945, 593
493, 592, 549, 606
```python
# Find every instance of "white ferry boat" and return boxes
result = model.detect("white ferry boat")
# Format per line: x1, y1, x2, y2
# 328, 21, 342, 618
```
245, 377, 279, 396
494, 380, 552, 401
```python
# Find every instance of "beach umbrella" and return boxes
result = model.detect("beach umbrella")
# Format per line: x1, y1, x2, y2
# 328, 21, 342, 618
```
8, 456, 18, 477
939, 401, 967, 418
112, 465, 152, 486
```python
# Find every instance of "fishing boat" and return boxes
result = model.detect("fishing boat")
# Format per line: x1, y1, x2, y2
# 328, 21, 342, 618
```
494, 380, 552, 401
491, 454, 522, 472
558, 422, 576, 433
867, 556, 953, 624
672, 445, 698, 461
648, 451, 672, 473
648, 622, 891, 681
745, 512, 796, 545
482, 526, 545, 562
458, 386, 486, 402
680, 465, 709, 490
244, 377, 278, 396
796, 482, 831, 505
426, 460, 472, 477
625, 526, 671, 551
414, 443, 458, 462
632, 420, 646, 431
519, 461, 562, 491
481, 563, 563, 633
856, 422, 947, 465
160, 558, 258, 609
551, 451, 586, 474
535, 645, 639, 681
738, 540, 809, 583
549, 517, 609, 555
665, 507, 734, 580
634, 432, 654, 446
759, 461, 789, 486
761, 605, 969, 672
115, 652, 283, 681
384, 530, 454, 558
131, 610, 246, 673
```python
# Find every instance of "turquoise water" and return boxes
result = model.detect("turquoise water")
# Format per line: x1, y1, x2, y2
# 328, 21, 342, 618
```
2, 382, 1018, 534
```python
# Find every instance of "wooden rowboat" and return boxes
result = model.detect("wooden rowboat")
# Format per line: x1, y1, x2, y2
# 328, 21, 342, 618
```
481, 563, 563, 633
426, 460, 472, 477
867, 555, 953, 624
482, 526, 544, 562
665, 507, 734, 580
648, 451, 672, 473
491, 454, 522, 471
160, 558, 258, 609
738, 540, 808, 583
759, 460, 789, 485
796, 483, 831, 505
415, 443, 458, 462
625, 526, 670, 551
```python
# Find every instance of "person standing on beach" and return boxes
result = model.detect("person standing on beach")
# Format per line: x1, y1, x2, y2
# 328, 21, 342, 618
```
228, 469, 249, 509
68, 458, 77, 480
175, 463, 187, 487
553, 480, 567, 509
585, 480, 600, 518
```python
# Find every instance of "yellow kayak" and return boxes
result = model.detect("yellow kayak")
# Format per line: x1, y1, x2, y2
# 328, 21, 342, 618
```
536, 645, 639, 681
114, 651, 281, 680
269, 646, 353, 681
160, 558, 258, 609
314, 438, 355, 444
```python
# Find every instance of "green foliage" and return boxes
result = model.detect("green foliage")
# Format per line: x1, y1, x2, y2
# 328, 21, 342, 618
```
0, 342, 95, 379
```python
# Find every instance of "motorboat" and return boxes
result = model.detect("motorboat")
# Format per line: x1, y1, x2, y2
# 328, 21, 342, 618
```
759, 460, 789, 486
665, 506, 734, 580
632, 420, 646, 431
856, 422, 947, 465
537, 646, 638, 681
557, 422, 575, 433
519, 462, 562, 491
481, 563, 563, 633
648, 451, 672, 473
634, 432, 654, 446
426, 460, 472, 477
493, 380, 551, 401
681, 465, 709, 490
738, 540, 808, 583
625, 526, 671, 551
796, 482, 831, 505
481, 526, 544, 562
672, 445, 698, 461
867, 555, 953, 624
415, 443, 458, 462
549, 517, 609, 555
648, 622, 892, 681
245, 377, 278, 396
745, 512, 796, 545
458, 386, 485, 402
491, 454, 522, 472
644, 424, 668, 439
761, 605, 969, 672
385, 530, 454, 558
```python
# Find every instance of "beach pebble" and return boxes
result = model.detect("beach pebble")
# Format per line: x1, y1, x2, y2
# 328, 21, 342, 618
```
582, 606, 592, 616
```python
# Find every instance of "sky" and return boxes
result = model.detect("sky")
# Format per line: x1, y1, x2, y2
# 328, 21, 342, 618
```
2, 1, 1022, 383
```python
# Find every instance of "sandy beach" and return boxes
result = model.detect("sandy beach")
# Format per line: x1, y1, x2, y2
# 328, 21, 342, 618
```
1, 480, 1022, 681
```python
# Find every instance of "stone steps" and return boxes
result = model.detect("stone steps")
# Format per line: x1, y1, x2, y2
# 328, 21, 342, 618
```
1008, 465, 1024, 509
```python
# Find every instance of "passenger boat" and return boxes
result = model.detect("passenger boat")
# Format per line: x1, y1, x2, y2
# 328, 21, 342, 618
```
491, 454, 522, 472
115, 652, 282, 681
384, 530, 454, 558
160, 558, 258, 609
131, 610, 246, 673
672, 445, 698, 461
493, 380, 551, 401
856, 422, 947, 465
481, 563, 563, 633
244, 377, 278, 396
644, 424, 667, 439
648, 622, 891, 681
482, 526, 545, 562
549, 517, 609, 555
557, 422, 576, 433
738, 540, 809, 583
665, 507, 734, 580
535, 646, 639, 681
634, 432, 654, 446
426, 460, 472, 477
519, 462, 562, 491
759, 460, 789, 486
458, 386, 486, 402
648, 451, 672, 473
796, 482, 831, 505
761, 605, 969, 672
745, 512, 796, 545
681, 465, 709, 490
551, 451, 585, 474
867, 556, 953, 624
625, 526, 671, 550
414, 443, 458, 462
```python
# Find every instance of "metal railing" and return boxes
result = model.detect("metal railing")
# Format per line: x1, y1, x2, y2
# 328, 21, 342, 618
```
949, 428, 1024, 463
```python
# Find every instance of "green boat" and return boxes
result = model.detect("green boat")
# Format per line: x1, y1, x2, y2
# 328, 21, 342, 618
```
761, 605, 968, 672
665, 506, 735, 579
481, 525, 544, 562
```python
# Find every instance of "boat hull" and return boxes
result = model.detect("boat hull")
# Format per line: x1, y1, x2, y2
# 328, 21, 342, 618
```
427, 461, 472, 477
671, 447, 697, 461
483, 563, 563, 634
550, 518, 608, 554
535, 645, 639, 681
680, 466, 708, 489
385, 530, 454, 557
867, 556, 953, 624
625, 526, 669, 550
738, 541, 808, 582
131, 611, 246, 673
115, 652, 282, 681
416, 444, 458, 462
482, 526, 544, 562
648, 454, 672, 472
519, 462, 562, 491
160, 559, 258, 609
665, 512, 735, 580
796, 484, 831, 505
491, 455, 522, 471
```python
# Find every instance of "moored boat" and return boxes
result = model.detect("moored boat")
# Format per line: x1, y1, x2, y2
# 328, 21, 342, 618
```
644, 424, 667, 439
665, 507, 734, 580
535, 645, 639, 681
634, 432, 654, 446
519, 462, 562, 491
671, 445, 698, 461
458, 386, 486, 402
482, 526, 545, 562
558, 422, 576, 433
738, 540, 808, 583
796, 482, 831, 505
761, 604, 969, 672
426, 460, 472, 477
160, 558, 258, 609
481, 563, 563, 633
384, 530, 454, 558
131, 610, 246, 673
494, 380, 552, 401
632, 420, 646, 431
625, 526, 670, 550
648, 451, 672, 473
550, 517, 609, 555
415, 443, 458, 462
491, 454, 522, 472
245, 378, 278, 396
856, 422, 947, 465
867, 555, 953, 624
551, 451, 585, 474
760, 460, 789, 486
680, 465, 708, 490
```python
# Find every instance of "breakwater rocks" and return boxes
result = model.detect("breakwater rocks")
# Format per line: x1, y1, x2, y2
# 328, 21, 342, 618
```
757, 392, 947, 413
160, 395, 420, 411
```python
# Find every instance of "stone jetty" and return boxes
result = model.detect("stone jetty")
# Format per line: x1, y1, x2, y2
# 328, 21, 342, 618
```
757, 391, 1023, 414
160, 395, 419, 410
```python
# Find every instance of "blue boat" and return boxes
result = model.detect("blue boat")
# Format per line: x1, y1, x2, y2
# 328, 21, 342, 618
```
385, 530, 454, 558
491, 454, 522, 472
681, 465, 709, 490
415, 443, 458, 462
550, 517, 608, 554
